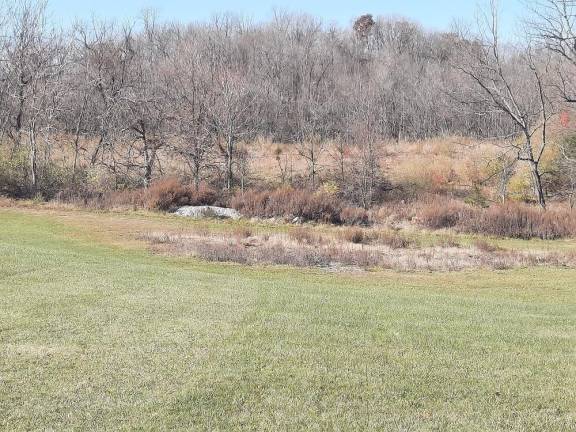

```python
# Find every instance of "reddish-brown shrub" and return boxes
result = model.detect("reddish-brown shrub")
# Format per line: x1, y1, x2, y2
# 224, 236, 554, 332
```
419, 198, 576, 240
231, 187, 341, 223
462, 203, 576, 240
230, 189, 268, 215
299, 191, 342, 223
144, 178, 218, 211
371, 203, 415, 225
145, 178, 191, 211
418, 197, 472, 229
190, 182, 219, 206
340, 207, 370, 226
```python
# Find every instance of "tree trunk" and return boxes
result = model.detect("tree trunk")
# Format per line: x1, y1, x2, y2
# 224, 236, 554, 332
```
194, 165, 200, 191
143, 138, 157, 188
72, 97, 87, 182
29, 125, 37, 194
309, 141, 316, 189
91, 136, 104, 166
226, 135, 234, 190
530, 161, 546, 209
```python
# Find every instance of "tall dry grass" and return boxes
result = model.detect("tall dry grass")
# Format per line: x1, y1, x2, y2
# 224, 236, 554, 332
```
141, 228, 576, 272
231, 187, 342, 223
418, 197, 576, 240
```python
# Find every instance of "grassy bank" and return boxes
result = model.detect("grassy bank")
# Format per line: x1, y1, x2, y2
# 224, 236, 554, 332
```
0, 208, 575, 430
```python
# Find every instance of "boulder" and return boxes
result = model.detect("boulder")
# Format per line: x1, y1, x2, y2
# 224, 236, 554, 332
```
174, 206, 241, 220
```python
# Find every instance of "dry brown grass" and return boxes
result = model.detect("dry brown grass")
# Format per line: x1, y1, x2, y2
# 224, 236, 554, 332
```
140, 226, 576, 272
232, 226, 253, 239
373, 230, 415, 249
418, 197, 576, 240
473, 239, 501, 253
248, 135, 494, 201
340, 227, 366, 244
5, 201, 575, 272
288, 227, 325, 245
434, 234, 462, 248
0, 196, 16, 207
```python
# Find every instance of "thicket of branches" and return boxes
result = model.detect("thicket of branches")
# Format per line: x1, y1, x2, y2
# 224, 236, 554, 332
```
0, 0, 575, 209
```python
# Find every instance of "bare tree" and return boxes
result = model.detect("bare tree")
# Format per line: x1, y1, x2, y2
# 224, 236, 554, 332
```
162, 26, 214, 190
497, 155, 517, 203
274, 146, 293, 185
0, 1, 571, 206
329, 138, 349, 185
176, 123, 213, 191
207, 71, 259, 190
297, 134, 324, 188
527, 0, 576, 102
2, 0, 66, 192
74, 19, 136, 171
124, 11, 174, 187
455, 1, 554, 208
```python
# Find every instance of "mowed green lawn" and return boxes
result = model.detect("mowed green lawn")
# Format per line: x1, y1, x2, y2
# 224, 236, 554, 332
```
0, 209, 575, 431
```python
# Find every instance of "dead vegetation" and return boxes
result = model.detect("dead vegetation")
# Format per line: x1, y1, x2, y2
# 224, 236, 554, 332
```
4, 198, 575, 272
230, 187, 342, 224
139, 226, 576, 272
417, 197, 576, 240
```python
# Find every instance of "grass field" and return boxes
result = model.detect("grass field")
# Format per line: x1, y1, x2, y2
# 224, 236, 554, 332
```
1, 207, 575, 431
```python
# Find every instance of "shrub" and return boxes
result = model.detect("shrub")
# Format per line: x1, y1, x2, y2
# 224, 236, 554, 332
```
462, 203, 576, 240
508, 172, 535, 203
231, 189, 268, 216
145, 178, 191, 211
0, 151, 31, 198
419, 198, 576, 240
464, 184, 489, 208
340, 207, 370, 226
190, 182, 220, 206
145, 178, 218, 211
231, 187, 342, 223
299, 191, 341, 223
418, 197, 472, 229
0, 150, 75, 200
341, 228, 366, 244
371, 203, 415, 225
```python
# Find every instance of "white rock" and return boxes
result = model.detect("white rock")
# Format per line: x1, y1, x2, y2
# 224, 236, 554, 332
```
174, 206, 241, 220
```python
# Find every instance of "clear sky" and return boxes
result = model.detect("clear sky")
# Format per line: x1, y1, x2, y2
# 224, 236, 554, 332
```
46, 0, 524, 37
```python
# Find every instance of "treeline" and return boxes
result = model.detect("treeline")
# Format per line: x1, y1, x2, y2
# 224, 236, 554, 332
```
0, 0, 576, 209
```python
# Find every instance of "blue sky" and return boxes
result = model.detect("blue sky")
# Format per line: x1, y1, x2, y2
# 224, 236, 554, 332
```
46, 0, 523, 36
